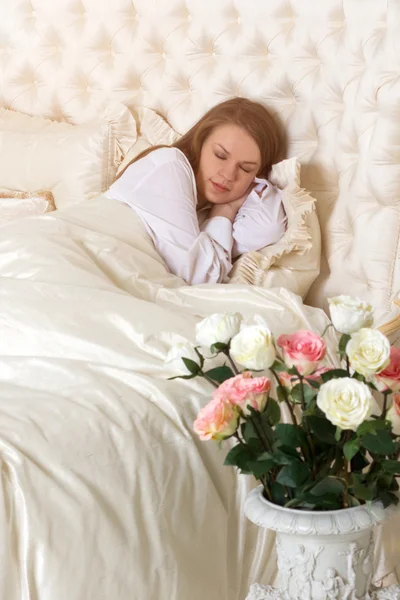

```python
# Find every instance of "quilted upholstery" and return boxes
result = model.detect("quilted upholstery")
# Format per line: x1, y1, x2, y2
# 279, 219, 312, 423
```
0, 0, 399, 325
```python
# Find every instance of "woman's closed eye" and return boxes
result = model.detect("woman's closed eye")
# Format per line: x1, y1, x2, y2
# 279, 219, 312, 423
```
215, 153, 252, 173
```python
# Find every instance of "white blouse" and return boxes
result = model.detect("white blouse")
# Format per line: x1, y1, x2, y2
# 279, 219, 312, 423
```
105, 147, 287, 285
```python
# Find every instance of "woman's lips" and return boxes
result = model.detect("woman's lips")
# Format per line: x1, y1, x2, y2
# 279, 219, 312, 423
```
211, 181, 228, 192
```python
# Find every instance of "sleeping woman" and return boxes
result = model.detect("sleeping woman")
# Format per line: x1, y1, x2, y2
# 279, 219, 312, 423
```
105, 97, 287, 285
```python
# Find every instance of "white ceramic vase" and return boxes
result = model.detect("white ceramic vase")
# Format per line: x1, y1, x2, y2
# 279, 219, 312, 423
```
244, 485, 400, 600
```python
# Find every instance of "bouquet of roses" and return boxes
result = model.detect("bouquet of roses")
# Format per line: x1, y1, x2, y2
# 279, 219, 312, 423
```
167, 296, 400, 511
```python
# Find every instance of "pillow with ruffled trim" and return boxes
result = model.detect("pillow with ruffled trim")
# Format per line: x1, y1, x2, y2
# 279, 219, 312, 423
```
228, 157, 321, 298
0, 189, 56, 224
0, 102, 137, 209
117, 108, 180, 175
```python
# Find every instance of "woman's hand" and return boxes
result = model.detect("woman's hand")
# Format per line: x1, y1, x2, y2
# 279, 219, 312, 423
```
209, 183, 257, 223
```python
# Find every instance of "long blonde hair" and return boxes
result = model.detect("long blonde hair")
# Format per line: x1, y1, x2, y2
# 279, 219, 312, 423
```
117, 97, 286, 180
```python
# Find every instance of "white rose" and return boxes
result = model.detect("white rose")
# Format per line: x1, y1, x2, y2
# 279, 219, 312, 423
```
195, 312, 242, 348
230, 324, 276, 370
328, 295, 374, 335
387, 395, 400, 435
346, 328, 390, 378
317, 377, 378, 431
165, 342, 200, 375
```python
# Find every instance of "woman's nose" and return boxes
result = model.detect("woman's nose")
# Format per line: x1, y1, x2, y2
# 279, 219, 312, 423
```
220, 161, 236, 181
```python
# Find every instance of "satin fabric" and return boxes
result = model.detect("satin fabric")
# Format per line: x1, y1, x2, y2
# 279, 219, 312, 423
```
0, 196, 397, 599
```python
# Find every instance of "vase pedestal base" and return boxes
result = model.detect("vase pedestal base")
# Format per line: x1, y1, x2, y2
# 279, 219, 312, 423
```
246, 583, 400, 600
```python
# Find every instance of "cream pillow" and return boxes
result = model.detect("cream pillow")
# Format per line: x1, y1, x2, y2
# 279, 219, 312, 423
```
117, 107, 180, 174
0, 189, 56, 224
118, 109, 321, 297
0, 103, 137, 210
229, 158, 321, 298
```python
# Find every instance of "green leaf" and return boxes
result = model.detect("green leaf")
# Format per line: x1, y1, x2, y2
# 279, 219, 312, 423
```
352, 372, 366, 382
339, 334, 351, 357
210, 342, 228, 354
344, 438, 360, 461
290, 384, 303, 404
276, 385, 287, 404
182, 357, 200, 375
349, 474, 374, 501
376, 472, 394, 489
306, 415, 337, 444
167, 374, 196, 381
361, 431, 398, 455
321, 368, 348, 382
271, 361, 287, 372
248, 454, 276, 478
272, 448, 299, 465
193, 347, 205, 368
381, 460, 400, 474
306, 378, 321, 389
288, 366, 301, 376
276, 461, 311, 487
204, 365, 234, 383
356, 419, 389, 437
224, 443, 254, 472
247, 438, 264, 453
264, 398, 281, 426
351, 451, 369, 472
301, 492, 342, 511
241, 420, 257, 443
290, 383, 316, 407
275, 424, 307, 449
348, 494, 361, 507
256, 451, 276, 462
309, 477, 345, 497
378, 491, 399, 508
270, 482, 287, 506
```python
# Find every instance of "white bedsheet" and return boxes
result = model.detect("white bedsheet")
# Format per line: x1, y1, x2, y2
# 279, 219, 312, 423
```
0, 197, 397, 600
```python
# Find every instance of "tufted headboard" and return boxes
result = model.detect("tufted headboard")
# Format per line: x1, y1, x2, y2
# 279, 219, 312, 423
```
1, 0, 400, 325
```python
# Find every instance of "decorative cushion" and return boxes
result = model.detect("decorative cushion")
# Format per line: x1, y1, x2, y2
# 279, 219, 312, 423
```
118, 111, 320, 297
0, 103, 137, 210
117, 108, 180, 174
229, 158, 321, 298
0, 189, 56, 224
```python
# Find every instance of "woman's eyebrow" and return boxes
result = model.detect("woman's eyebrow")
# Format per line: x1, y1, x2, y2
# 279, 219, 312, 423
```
215, 143, 259, 165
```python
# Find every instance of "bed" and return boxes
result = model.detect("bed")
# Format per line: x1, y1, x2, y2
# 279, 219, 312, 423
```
0, 1, 399, 599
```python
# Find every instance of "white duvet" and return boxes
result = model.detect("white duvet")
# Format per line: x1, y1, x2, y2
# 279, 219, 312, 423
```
0, 197, 397, 600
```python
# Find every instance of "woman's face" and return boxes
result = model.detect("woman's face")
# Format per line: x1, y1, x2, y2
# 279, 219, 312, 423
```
196, 124, 261, 206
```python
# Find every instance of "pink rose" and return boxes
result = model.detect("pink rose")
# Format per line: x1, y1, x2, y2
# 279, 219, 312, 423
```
215, 371, 271, 415
308, 366, 333, 381
277, 330, 326, 376
280, 366, 332, 387
278, 371, 297, 390
193, 397, 239, 441
278, 366, 332, 390
387, 394, 400, 435
374, 347, 400, 392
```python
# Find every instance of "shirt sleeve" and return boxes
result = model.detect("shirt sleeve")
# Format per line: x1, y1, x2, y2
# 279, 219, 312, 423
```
232, 182, 287, 258
116, 155, 233, 285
